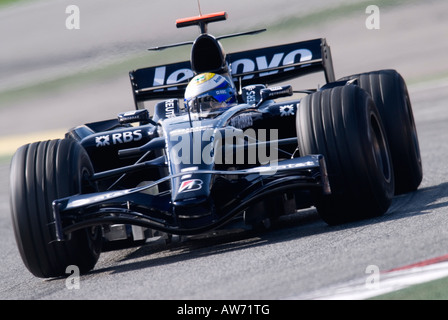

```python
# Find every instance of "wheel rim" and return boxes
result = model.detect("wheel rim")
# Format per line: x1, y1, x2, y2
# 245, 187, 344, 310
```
405, 93, 422, 166
370, 112, 392, 182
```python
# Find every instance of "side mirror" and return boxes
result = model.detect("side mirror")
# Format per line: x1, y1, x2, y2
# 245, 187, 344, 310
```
256, 85, 293, 107
118, 109, 150, 124
118, 109, 159, 126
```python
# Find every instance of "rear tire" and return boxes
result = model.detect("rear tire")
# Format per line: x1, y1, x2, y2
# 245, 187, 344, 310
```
339, 70, 422, 194
296, 85, 394, 225
10, 139, 102, 278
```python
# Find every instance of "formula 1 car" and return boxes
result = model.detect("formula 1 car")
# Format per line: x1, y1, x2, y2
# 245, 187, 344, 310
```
10, 11, 422, 278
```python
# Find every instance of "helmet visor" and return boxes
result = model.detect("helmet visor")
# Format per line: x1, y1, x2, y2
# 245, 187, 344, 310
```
186, 86, 236, 116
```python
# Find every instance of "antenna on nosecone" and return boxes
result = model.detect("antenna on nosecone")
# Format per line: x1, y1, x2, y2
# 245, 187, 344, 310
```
197, 0, 203, 16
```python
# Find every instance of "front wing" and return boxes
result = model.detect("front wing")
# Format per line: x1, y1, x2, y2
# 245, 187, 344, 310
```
52, 155, 330, 241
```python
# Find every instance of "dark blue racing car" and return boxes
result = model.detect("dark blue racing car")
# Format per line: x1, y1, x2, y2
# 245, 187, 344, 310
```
10, 11, 422, 278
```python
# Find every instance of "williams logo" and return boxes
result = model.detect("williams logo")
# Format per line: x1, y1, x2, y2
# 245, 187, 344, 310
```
178, 179, 203, 193
279, 104, 296, 117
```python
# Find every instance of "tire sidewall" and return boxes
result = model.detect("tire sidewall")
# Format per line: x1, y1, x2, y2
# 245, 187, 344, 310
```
9, 139, 101, 278
297, 85, 394, 224
339, 70, 422, 194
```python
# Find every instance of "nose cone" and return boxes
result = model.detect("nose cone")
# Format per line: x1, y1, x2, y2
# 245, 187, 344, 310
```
172, 171, 215, 222
172, 171, 212, 203
162, 116, 220, 219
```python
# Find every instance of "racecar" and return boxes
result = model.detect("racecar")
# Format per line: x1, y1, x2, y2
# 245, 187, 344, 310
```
9, 11, 422, 278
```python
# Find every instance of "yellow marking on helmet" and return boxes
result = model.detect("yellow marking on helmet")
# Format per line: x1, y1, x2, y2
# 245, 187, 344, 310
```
193, 72, 215, 85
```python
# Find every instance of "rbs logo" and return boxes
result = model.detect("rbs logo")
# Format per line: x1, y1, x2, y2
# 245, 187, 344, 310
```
95, 130, 143, 147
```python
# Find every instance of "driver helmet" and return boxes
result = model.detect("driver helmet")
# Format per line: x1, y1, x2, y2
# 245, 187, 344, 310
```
184, 73, 237, 118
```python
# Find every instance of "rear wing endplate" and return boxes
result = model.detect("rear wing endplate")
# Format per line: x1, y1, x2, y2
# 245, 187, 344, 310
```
129, 38, 334, 109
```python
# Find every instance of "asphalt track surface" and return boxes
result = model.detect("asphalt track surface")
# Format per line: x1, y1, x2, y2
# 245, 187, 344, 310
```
1, 0, 448, 300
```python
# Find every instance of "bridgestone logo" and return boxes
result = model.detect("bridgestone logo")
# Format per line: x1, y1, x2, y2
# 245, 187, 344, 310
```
178, 179, 203, 193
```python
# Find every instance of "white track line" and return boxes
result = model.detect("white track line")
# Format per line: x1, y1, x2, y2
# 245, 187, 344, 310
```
288, 257, 448, 300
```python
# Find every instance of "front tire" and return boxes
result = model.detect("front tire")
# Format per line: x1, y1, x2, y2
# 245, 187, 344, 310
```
339, 70, 422, 194
10, 139, 102, 278
297, 85, 394, 225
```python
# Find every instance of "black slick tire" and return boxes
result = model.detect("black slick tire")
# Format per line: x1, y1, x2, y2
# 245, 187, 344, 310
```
9, 139, 102, 278
339, 70, 422, 194
296, 85, 394, 225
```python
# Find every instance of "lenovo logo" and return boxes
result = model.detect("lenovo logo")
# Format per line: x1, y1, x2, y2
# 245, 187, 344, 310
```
230, 49, 313, 80
149, 47, 314, 87
152, 67, 194, 89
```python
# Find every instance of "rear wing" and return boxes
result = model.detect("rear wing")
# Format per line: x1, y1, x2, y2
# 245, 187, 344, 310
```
129, 38, 334, 109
